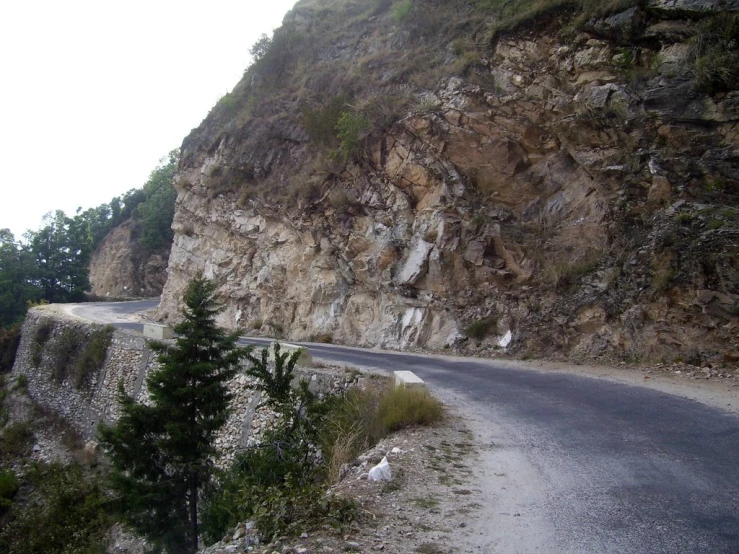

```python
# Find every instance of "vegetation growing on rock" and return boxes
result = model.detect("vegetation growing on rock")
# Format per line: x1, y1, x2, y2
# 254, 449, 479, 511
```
159, 0, 739, 366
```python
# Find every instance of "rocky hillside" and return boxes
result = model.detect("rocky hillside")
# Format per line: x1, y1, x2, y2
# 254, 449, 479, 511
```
88, 219, 169, 298
157, 0, 739, 365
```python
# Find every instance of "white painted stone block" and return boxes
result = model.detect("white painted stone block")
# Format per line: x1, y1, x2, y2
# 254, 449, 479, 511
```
143, 323, 174, 340
394, 370, 426, 389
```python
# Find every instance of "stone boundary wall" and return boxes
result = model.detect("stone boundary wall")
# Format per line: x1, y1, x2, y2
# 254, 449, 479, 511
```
12, 309, 347, 463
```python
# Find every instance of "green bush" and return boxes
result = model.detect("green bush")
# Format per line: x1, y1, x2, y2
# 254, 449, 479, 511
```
542, 255, 601, 290
0, 376, 8, 427
374, 0, 394, 14
50, 327, 81, 384
0, 469, 18, 511
675, 213, 692, 225
214, 92, 239, 114
335, 111, 369, 160
653, 265, 676, 293
38, 324, 113, 389
31, 320, 53, 367
328, 188, 355, 211
250, 26, 306, 86
250, 33, 272, 63
72, 325, 113, 389
248, 482, 355, 540
484, 0, 575, 37
203, 346, 443, 545
203, 471, 354, 545
201, 425, 324, 543
689, 12, 739, 93
12, 374, 27, 393
356, 93, 411, 134
0, 422, 34, 459
0, 324, 21, 373
321, 382, 443, 482
451, 38, 466, 56
322, 385, 387, 481
0, 462, 112, 554
391, 0, 413, 23
136, 151, 179, 252
302, 96, 349, 147
202, 343, 345, 543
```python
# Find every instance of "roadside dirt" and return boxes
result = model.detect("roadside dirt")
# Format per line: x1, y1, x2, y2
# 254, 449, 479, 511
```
204, 407, 491, 554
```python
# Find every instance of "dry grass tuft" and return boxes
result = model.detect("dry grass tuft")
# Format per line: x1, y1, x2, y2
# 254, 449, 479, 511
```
323, 381, 444, 482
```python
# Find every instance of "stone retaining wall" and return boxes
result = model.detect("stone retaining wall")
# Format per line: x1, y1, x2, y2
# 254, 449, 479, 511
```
12, 309, 347, 463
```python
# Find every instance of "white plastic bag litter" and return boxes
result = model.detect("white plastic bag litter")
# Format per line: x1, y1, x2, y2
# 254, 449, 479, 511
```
368, 456, 392, 482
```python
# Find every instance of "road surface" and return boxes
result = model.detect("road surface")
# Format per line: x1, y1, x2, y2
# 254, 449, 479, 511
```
71, 299, 739, 552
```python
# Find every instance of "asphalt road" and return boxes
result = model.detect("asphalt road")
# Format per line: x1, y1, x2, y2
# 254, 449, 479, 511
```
73, 299, 739, 552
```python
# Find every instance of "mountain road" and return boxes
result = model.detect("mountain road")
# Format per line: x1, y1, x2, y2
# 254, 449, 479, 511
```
69, 299, 739, 553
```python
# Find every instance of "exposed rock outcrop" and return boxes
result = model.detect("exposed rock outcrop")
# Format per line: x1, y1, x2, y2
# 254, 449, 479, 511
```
158, 0, 738, 365
88, 220, 169, 298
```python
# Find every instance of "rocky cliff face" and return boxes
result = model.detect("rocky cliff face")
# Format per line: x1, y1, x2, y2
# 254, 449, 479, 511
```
158, 0, 738, 365
89, 219, 169, 298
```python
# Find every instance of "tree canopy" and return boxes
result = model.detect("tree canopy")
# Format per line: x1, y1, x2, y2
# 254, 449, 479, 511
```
98, 275, 248, 553
0, 229, 39, 327
27, 210, 91, 304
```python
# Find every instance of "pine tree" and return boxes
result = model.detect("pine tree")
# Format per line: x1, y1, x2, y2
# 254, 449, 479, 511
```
99, 275, 248, 553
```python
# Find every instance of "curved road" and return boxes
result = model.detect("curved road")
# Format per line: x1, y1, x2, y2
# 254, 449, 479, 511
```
73, 300, 739, 553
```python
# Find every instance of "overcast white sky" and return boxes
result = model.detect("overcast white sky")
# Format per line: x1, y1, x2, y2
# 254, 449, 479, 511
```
0, 0, 298, 240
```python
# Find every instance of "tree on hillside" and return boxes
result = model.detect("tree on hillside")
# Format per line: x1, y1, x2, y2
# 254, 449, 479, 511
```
26, 211, 90, 304
71, 148, 179, 255
136, 149, 179, 252
98, 275, 248, 553
0, 229, 40, 327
